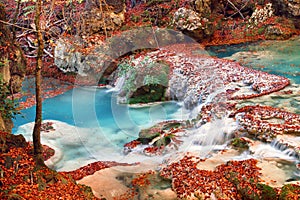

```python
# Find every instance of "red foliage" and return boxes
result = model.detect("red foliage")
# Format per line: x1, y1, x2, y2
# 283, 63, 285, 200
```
160, 155, 273, 199
64, 161, 138, 181
124, 139, 141, 149
233, 105, 300, 136
0, 139, 98, 199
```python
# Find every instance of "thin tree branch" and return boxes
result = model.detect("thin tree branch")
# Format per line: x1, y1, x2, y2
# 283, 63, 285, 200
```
0, 19, 36, 32
227, 0, 245, 19
226, 0, 249, 20
43, 48, 54, 58
12, 0, 22, 40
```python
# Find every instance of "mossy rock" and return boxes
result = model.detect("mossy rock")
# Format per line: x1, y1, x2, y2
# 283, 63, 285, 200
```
154, 136, 171, 147
280, 184, 300, 200
79, 184, 96, 199
129, 85, 166, 104
138, 129, 161, 144
256, 183, 277, 200
230, 138, 249, 151
162, 122, 181, 130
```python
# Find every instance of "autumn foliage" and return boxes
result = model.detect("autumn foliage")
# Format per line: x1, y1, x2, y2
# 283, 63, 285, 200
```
0, 131, 98, 200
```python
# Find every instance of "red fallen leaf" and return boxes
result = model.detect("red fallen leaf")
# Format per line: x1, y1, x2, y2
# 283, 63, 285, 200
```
124, 140, 141, 149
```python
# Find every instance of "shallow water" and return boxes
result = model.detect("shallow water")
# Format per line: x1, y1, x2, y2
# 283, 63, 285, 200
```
207, 36, 300, 84
14, 87, 182, 139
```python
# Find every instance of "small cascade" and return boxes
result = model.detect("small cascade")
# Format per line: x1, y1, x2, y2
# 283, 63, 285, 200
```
251, 140, 300, 180
271, 140, 289, 151
270, 140, 300, 160
188, 86, 227, 123
181, 117, 238, 157
106, 76, 125, 93
252, 142, 298, 162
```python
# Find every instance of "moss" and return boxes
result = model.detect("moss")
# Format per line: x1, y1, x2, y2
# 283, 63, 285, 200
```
6, 193, 23, 200
256, 183, 277, 199
230, 138, 249, 151
129, 85, 166, 104
138, 132, 161, 144
98, 76, 108, 85
131, 15, 140, 23
162, 122, 181, 130
280, 184, 300, 200
226, 171, 278, 200
79, 184, 96, 199
257, 26, 266, 35
154, 136, 171, 147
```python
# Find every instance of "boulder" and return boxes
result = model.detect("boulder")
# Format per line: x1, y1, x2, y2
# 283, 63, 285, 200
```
80, 0, 126, 35
265, 25, 292, 40
0, 132, 27, 153
54, 28, 188, 82
172, 7, 213, 41
271, 0, 300, 28
271, 0, 300, 17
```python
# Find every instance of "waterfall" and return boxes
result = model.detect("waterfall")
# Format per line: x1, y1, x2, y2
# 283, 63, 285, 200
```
106, 76, 125, 93
188, 86, 227, 121
180, 117, 238, 158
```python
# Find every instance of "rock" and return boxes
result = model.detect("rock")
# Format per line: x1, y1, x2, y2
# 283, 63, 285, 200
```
0, 4, 25, 133
139, 125, 162, 143
0, 132, 27, 153
271, 0, 300, 28
265, 25, 292, 40
248, 3, 274, 28
271, 0, 300, 17
138, 121, 182, 145
54, 28, 190, 81
54, 38, 96, 77
172, 7, 213, 41
80, 0, 125, 35
211, 0, 255, 18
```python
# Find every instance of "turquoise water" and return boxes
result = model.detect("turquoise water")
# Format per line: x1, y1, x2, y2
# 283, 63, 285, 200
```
13, 87, 183, 170
13, 87, 182, 137
207, 36, 300, 84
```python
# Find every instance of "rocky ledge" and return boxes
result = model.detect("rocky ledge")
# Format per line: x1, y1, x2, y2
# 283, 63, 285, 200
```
233, 105, 300, 140
115, 43, 290, 109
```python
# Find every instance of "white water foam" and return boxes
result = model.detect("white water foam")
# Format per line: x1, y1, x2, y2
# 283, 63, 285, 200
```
106, 76, 125, 93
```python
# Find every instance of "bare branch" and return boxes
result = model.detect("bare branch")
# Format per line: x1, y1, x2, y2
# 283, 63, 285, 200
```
0, 19, 36, 32
226, 0, 249, 20
43, 48, 54, 58
227, 0, 245, 19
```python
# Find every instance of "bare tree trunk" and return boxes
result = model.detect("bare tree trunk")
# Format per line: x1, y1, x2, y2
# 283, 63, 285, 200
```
33, 0, 45, 167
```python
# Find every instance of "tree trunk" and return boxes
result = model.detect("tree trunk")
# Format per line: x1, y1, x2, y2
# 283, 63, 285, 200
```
32, 0, 45, 167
